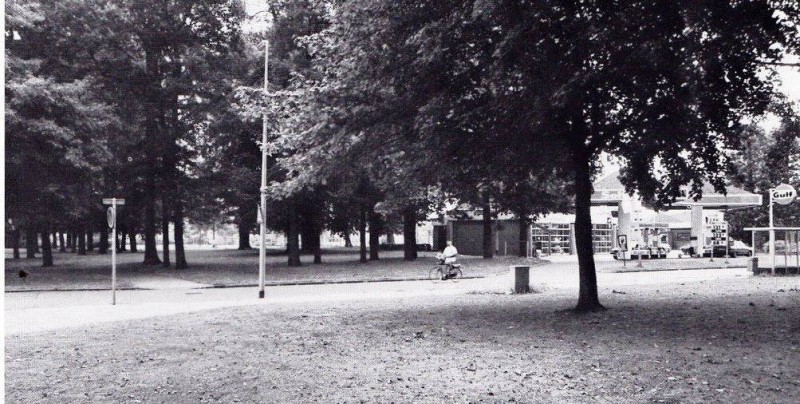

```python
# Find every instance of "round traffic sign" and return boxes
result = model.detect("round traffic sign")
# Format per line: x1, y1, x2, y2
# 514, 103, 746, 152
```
107, 207, 116, 229
772, 183, 797, 205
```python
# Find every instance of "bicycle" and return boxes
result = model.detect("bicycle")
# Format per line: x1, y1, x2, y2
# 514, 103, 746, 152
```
428, 258, 463, 282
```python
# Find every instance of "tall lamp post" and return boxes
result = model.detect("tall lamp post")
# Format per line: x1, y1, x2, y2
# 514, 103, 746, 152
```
258, 41, 269, 299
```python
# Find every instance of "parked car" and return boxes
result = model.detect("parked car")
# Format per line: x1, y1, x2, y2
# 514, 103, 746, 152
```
728, 240, 753, 257
679, 241, 752, 258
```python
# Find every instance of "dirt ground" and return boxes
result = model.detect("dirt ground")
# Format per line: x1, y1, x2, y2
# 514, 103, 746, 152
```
6, 276, 799, 403
5, 248, 748, 291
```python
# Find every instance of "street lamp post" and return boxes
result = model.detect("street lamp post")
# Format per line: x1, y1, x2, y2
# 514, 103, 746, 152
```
258, 41, 269, 299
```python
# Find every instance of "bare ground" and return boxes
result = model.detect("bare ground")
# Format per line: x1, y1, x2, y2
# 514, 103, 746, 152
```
5, 276, 799, 403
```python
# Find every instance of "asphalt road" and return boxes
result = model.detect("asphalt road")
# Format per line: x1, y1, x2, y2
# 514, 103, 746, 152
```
5, 265, 752, 335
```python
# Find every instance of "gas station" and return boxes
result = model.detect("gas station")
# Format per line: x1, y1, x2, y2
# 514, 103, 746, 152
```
592, 173, 763, 258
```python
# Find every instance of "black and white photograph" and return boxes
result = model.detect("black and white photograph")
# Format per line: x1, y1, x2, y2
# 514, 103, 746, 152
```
4, 0, 800, 402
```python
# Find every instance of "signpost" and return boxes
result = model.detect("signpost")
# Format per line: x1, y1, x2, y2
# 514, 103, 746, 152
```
103, 198, 125, 305
769, 184, 797, 274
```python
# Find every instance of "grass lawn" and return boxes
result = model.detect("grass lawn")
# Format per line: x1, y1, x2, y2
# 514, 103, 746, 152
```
5, 248, 752, 292
4, 248, 547, 291
6, 276, 799, 402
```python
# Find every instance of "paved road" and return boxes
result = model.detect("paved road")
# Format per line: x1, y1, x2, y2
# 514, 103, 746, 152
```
5, 266, 751, 335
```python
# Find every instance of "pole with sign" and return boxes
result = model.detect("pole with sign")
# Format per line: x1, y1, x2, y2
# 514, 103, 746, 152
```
103, 198, 125, 305
769, 184, 797, 274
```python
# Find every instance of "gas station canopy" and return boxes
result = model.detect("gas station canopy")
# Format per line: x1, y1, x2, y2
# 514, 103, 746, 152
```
671, 183, 762, 209
590, 173, 762, 210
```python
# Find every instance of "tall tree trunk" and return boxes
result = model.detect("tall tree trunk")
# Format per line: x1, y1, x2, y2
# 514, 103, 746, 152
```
58, 232, 66, 253
25, 227, 37, 258
312, 219, 322, 264
129, 230, 138, 252
52, 232, 57, 248
174, 199, 188, 269
161, 202, 171, 268
482, 192, 493, 259
386, 231, 395, 245
237, 205, 252, 250
67, 232, 74, 252
403, 207, 417, 261
77, 226, 87, 255
115, 231, 121, 252
359, 207, 367, 263
573, 149, 604, 312
119, 225, 128, 251
287, 200, 301, 267
300, 214, 314, 253
12, 228, 21, 259
86, 229, 94, 252
368, 204, 380, 261
142, 46, 162, 266
118, 220, 128, 251
98, 226, 108, 254
41, 230, 53, 267
518, 215, 529, 257
344, 232, 353, 248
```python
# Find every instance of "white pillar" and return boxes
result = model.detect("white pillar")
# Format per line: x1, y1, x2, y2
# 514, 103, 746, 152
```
617, 200, 631, 243
568, 223, 576, 255
690, 205, 704, 256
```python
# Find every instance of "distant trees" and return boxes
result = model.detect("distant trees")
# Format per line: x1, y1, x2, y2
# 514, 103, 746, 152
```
6, 0, 245, 268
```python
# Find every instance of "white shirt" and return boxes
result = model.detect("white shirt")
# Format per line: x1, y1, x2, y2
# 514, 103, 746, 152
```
443, 245, 458, 257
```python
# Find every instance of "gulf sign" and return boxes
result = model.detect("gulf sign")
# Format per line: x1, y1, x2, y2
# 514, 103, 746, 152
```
772, 184, 797, 205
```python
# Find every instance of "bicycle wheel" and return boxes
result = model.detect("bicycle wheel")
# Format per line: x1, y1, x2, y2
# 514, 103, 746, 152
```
429, 266, 445, 282
449, 268, 463, 282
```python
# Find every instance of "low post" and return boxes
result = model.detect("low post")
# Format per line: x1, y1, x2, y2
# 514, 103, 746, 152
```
511, 265, 530, 294
748, 256, 759, 275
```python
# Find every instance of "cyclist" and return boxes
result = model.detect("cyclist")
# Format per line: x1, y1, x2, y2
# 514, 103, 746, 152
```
440, 241, 459, 279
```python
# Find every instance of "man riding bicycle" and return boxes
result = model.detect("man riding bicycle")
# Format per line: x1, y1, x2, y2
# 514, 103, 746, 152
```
437, 241, 459, 279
